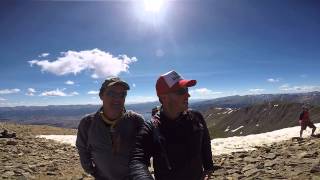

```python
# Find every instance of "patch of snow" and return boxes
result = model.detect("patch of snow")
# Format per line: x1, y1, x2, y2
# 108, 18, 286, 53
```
231, 126, 244, 133
37, 135, 76, 146
37, 123, 320, 156
224, 126, 230, 132
211, 123, 320, 155
274, 104, 279, 107
256, 124, 259, 127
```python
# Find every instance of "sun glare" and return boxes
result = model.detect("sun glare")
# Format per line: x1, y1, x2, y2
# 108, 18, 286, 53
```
144, 0, 164, 13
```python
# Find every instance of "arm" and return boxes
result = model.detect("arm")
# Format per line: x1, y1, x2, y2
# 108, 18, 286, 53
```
76, 116, 96, 175
197, 112, 214, 171
129, 121, 154, 180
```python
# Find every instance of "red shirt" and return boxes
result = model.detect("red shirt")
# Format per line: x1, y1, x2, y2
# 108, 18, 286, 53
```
300, 111, 310, 122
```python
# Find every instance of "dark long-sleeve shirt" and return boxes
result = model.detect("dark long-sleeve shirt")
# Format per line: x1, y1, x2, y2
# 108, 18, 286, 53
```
129, 109, 214, 180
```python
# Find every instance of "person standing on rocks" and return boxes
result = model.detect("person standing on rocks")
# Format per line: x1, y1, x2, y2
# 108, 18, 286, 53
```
299, 106, 316, 138
76, 77, 144, 179
129, 70, 214, 180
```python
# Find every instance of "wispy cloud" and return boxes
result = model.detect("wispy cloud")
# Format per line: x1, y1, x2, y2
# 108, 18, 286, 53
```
189, 88, 223, 99
26, 88, 36, 96
0, 88, 20, 94
248, 88, 265, 94
39, 53, 50, 58
0, 97, 6, 101
65, 80, 75, 85
70, 91, 79, 96
300, 74, 308, 78
88, 91, 99, 95
279, 84, 320, 92
267, 78, 280, 83
155, 49, 165, 57
29, 48, 137, 79
39, 89, 79, 97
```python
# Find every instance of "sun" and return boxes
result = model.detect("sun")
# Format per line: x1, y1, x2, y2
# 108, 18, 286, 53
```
144, 0, 164, 13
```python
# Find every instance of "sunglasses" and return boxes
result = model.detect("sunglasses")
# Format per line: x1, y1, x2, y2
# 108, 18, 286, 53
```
105, 90, 127, 98
172, 88, 189, 95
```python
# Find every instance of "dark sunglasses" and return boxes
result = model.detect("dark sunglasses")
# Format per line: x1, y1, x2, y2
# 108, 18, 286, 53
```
172, 88, 189, 95
105, 90, 127, 98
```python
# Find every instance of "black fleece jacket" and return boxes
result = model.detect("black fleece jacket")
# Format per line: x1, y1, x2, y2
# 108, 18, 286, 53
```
129, 109, 214, 180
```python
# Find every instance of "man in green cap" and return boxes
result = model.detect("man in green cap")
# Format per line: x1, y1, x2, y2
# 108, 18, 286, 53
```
76, 77, 144, 179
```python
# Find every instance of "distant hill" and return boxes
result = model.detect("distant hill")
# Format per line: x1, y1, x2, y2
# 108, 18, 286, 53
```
0, 102, 160, 128
0, 91, 319, 131
205, 102, 320, 138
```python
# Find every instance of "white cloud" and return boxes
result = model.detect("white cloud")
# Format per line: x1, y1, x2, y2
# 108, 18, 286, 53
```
65, 80, 75, 85
26, 88, 36, 96
29, 48, 137, 79
40, 89, 67, 97
132, 83, 136, 88
279, 84, 320, 92
0, 97, 6, 101
39, 89, 78, 97
189, 88, 223, 99
0, 88, 20, 94
39, 53, 50, 58
248, 88, 265, 94
88, 91, 99, 95
267, 78, 280, 83
70, 91, 79, 96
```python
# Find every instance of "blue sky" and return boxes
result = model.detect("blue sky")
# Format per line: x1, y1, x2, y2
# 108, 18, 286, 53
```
1, 0, 320, 107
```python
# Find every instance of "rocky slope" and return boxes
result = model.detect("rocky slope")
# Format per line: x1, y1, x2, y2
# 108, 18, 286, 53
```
1, 122, 320, 179
204, 102, 320, 138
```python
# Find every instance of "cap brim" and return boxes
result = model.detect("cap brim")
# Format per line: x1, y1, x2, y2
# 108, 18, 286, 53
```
178, 79, 197, 88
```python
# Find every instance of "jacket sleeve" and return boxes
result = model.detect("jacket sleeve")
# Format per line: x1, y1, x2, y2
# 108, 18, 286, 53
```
299, 112, 303, 121
76, 116, 95, 175
129, 121, 154, 180
196, 111, 214, 171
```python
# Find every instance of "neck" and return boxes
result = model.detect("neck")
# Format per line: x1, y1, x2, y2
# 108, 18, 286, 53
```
162, 106, 180, 120
102, 109, 122, 121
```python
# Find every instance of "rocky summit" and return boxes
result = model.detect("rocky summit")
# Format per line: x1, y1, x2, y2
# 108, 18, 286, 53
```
1, 122, 320, 180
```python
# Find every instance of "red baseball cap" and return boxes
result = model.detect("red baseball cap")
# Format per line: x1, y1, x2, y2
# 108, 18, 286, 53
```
156, 70, 197, 96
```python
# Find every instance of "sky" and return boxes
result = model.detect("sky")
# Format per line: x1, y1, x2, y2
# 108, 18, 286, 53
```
39, 123, 320, 155
1, 0, 320, 107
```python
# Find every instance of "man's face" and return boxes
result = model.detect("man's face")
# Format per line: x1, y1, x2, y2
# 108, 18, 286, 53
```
164, 87, 190, 113
100, 84, 127, 120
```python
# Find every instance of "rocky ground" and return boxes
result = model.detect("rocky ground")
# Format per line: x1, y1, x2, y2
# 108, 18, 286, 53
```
1, 122, 320, 180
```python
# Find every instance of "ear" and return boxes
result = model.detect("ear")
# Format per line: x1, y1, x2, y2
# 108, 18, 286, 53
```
159, 94, 169, 104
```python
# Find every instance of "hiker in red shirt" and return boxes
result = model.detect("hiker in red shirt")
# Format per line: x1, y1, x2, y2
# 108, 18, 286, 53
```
299, 106, 316, 138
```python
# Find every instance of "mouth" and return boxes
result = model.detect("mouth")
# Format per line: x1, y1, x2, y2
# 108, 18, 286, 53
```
111, 102, 123, 109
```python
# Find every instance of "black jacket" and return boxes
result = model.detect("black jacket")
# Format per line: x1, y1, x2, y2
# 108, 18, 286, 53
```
129, 109, 214, 180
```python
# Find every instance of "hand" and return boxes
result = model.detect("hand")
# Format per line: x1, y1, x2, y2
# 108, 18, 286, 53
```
203, 170, 213, 180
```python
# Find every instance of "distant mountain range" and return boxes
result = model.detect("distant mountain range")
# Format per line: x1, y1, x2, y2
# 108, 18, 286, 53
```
192, 91, 320, 110
0, 91, 319, 133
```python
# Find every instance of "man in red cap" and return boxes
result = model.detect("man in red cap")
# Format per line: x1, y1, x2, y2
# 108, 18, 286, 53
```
130, 70, 214, 180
